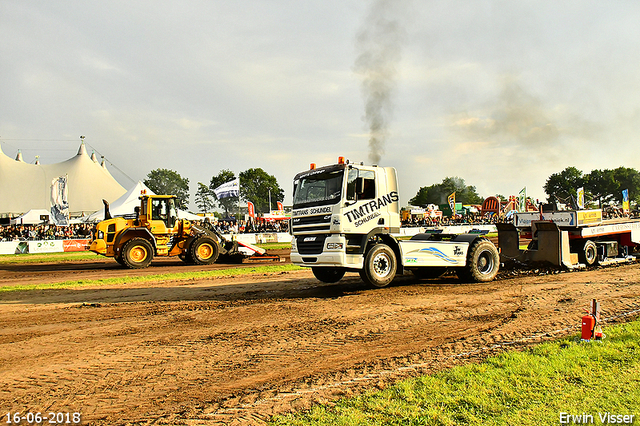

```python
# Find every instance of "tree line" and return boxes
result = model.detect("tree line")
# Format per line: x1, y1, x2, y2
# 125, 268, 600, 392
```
544, 166, 640, 208
409, 166, 640, 210
144, 165, 639, 215
143, 168, 285, 217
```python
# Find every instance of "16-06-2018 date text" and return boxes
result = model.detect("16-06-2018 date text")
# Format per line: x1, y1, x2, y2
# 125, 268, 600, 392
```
5, 412, 81, 424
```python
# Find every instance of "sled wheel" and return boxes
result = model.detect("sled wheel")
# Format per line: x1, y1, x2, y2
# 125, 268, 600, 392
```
361, 244, 397, 288
312, 267, 346, 283
579, 240, 598, 266
122, 238, 153, 269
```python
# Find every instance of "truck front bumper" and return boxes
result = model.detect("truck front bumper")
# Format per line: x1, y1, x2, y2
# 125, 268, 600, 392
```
290, 235, 363, 269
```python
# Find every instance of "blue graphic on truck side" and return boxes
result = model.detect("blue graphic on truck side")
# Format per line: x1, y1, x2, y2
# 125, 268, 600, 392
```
406, 247, 460, 264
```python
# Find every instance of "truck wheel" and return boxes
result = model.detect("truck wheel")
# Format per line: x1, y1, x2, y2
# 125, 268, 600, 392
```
122, 238, 153, 269
312, 267, 346, 283
361, 244, 397, 288
189, 236, 219, 265
115, 251, 125, 266
411, 267, 447, 280
579, 240, 598, 266
459, 239, 499, 282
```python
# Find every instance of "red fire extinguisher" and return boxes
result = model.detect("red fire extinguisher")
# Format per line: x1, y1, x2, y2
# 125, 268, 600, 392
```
581, 315, 596, 341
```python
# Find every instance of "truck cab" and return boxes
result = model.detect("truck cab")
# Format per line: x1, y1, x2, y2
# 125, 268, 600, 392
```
291, 158, 400, 274
291, 157, 500, 287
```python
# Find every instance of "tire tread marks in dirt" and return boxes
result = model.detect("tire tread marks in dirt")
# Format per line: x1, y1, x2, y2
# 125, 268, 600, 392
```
1, 261, 639, 424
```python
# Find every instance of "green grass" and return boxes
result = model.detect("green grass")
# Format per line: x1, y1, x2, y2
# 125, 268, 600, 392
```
271, 319, 640, 426
0, 264, 303, 292
254, 242, 291, 250
0, 242, 290, 264
0, 251, 101, 264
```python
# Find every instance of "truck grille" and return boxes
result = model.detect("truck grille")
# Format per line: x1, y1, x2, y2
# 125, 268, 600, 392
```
296, 235, 327, 254
292, 214, 331, 233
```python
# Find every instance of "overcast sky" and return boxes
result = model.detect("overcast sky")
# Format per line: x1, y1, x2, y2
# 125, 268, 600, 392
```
2, 1, 639, 210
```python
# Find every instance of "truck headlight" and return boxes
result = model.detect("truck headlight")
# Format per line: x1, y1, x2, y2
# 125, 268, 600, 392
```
97, 230, 104, 240
326, 242, 343, 250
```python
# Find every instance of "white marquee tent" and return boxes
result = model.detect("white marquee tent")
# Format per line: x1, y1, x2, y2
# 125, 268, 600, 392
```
0, 142, 127, 217
10, 209, 52, 225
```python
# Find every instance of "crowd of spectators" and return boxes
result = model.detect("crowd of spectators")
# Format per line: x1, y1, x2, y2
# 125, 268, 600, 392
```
209, 218, 289, 234
0, 223, 93, 242
402, 213, 512, 227
3, 208, 636, 242
0, 218, 290, 242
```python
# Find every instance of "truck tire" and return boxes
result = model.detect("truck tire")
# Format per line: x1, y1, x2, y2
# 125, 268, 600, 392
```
458, 238, 499, 283
312, 267, 346, 283
189, 236, 219, 265
122, 237, 154, 269
411, 267, 447, 280
579, 240, 598, 266
361, 244, 397, 288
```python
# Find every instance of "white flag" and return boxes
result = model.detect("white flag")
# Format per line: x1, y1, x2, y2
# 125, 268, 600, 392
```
213, 178, 239, 199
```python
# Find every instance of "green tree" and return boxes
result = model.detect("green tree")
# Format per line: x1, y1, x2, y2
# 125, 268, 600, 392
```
409, 177, 483, 207
543, 166, 584, 206
144, 168, 190, 209
194, 182, 215, 214
209, 169, 238, 218
239, 168, 284, 214
584, 169, 617, 207
612, 167, 640, 205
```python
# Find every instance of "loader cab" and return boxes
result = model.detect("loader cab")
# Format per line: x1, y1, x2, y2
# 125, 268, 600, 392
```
140, 196, 178, 232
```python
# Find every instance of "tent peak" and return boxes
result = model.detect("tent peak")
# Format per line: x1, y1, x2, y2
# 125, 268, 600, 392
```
77, 142, 87, 156
15, 150, 25, 162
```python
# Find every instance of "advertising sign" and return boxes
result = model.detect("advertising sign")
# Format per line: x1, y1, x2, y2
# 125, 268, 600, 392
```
514, 209, 602, 228
28, 240, 64, 253
63, 239, 90, 252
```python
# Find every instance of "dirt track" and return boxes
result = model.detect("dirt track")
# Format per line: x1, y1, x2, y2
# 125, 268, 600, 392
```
1, 253, 640, 425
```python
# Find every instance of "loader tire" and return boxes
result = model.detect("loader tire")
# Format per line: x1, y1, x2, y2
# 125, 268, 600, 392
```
189, 236, 219, 265
115, 251, 125, 266
122, 238, 153, 269
360, 244, 397, 288
458, 238, 499, 283
312, 267, 345, 283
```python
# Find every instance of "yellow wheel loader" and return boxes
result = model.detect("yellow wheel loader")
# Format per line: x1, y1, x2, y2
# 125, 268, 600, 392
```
89, 193, 241, 268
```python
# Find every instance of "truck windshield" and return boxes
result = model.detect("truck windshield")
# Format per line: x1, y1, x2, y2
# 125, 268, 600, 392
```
293, 169, 344, 208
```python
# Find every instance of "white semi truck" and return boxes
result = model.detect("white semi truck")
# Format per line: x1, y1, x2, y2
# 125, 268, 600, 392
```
290, 157, 500, 287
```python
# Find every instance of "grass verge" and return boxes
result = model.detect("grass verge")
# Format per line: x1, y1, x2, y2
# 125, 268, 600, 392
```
0, 242, 291, 264
0, 251, 101, 264
0, 264, 303, 293
270, 318, 640, 426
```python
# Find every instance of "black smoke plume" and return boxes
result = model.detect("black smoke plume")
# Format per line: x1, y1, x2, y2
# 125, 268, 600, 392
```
354, 0, 407, 165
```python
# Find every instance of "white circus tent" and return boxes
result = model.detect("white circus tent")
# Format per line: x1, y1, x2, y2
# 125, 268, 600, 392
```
0, 142, 127, 217
10, 209, 53, 225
